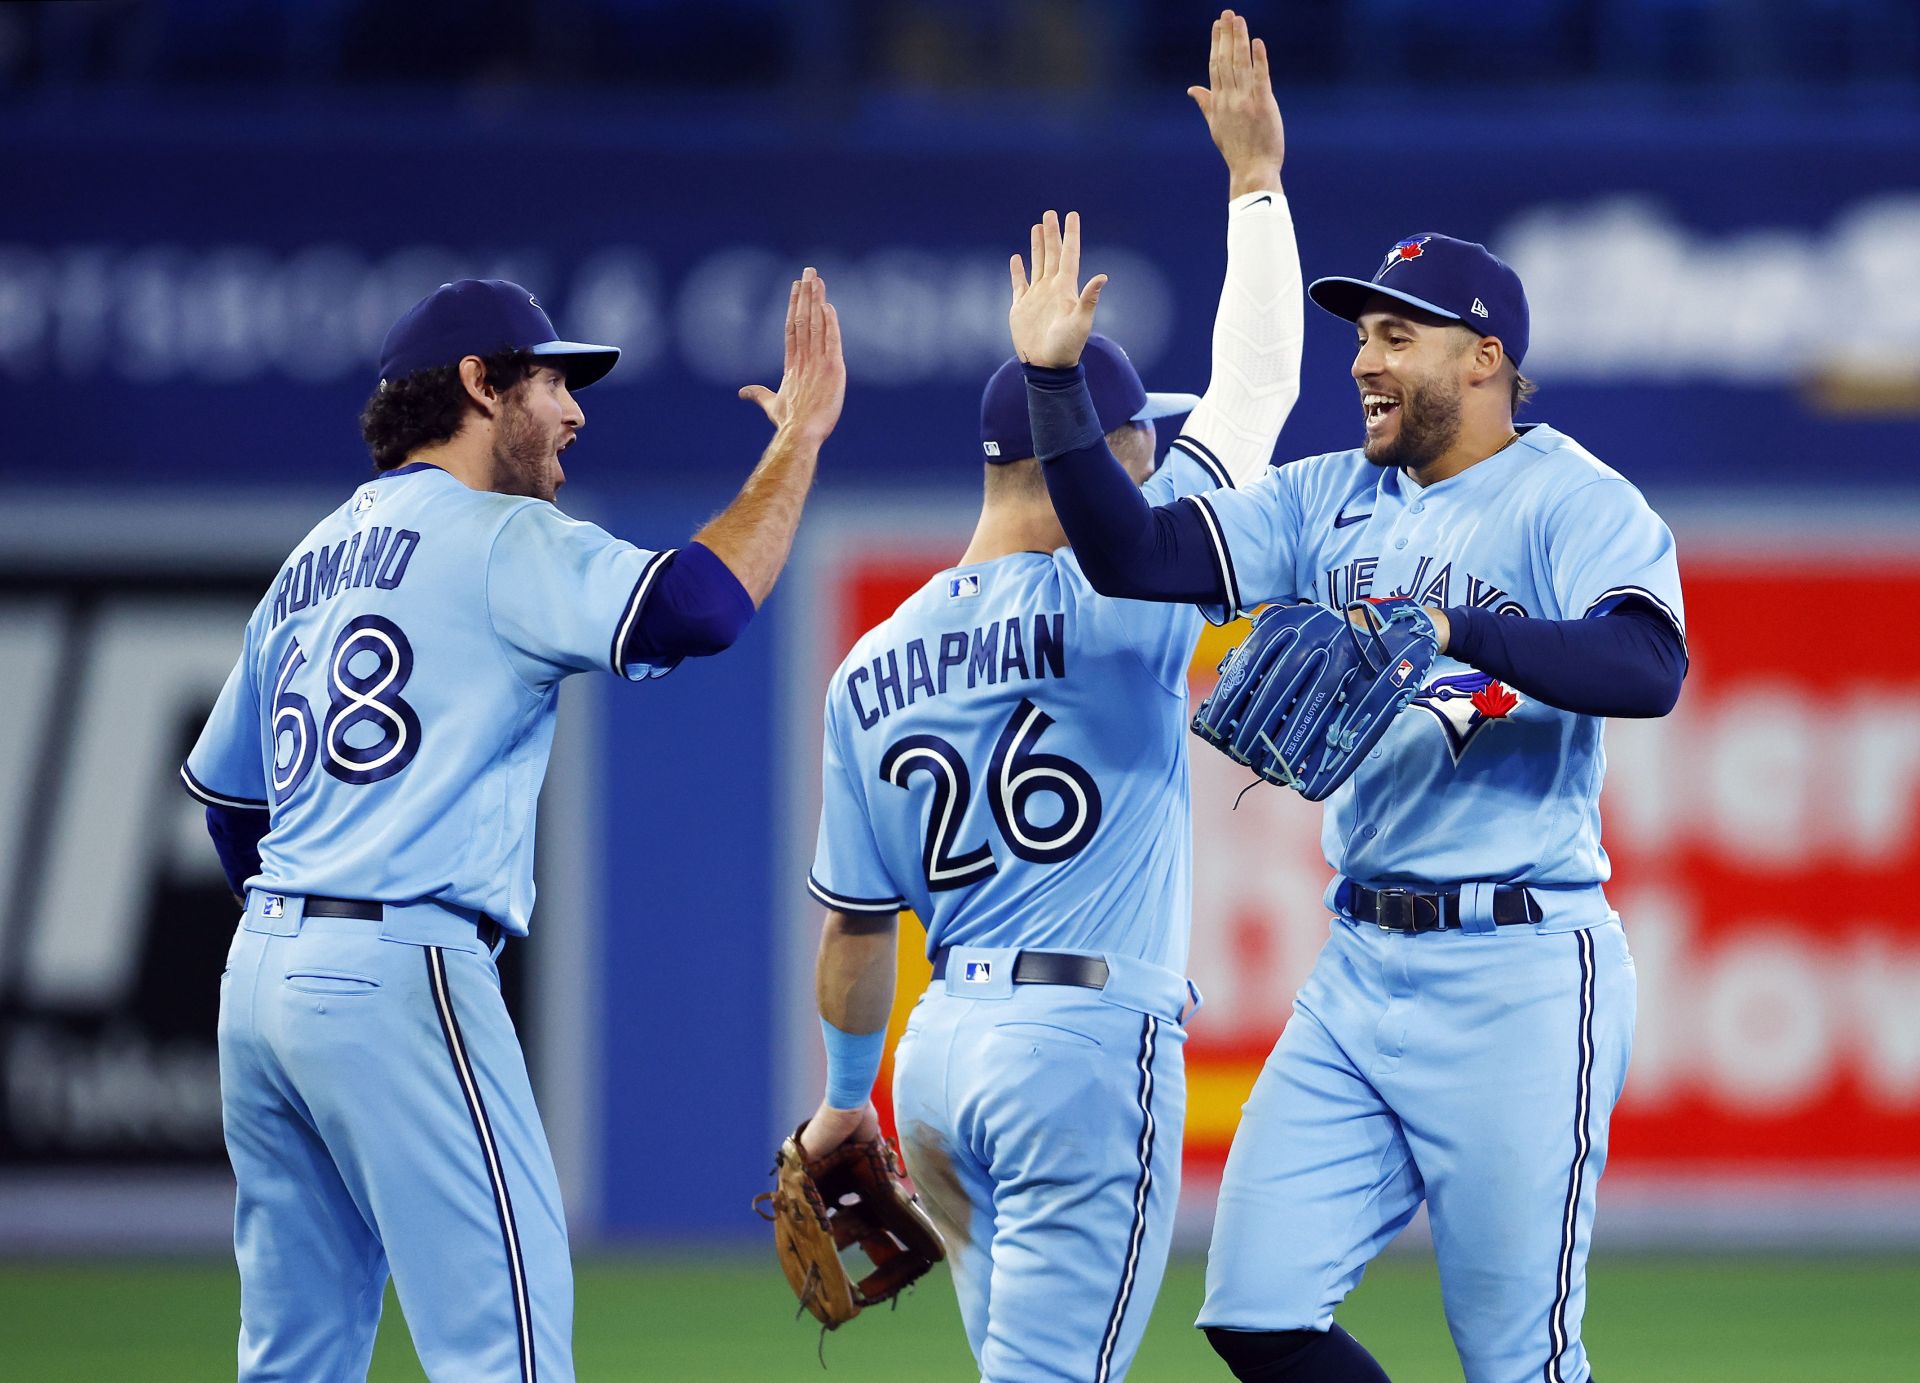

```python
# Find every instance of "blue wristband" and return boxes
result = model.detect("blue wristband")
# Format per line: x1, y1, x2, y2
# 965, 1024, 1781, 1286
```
1023, 362, 1104, 463
820, 1017, 886, 1110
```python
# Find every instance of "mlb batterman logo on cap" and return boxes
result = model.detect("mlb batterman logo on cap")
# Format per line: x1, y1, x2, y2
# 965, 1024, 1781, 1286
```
978, 333, 1201, 463
378, 278, 622, 390
1306, 234, 1530, 367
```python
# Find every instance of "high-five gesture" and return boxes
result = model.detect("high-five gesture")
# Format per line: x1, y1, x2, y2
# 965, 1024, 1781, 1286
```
1188, 8, 1284, 198
1008, 210, 1107, 370
738, 267, 846, 445
700, 265, 844, 606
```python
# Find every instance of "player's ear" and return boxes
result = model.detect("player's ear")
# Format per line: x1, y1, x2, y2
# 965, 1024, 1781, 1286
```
1469, 335, 1505, 386
457, 356, 498, 414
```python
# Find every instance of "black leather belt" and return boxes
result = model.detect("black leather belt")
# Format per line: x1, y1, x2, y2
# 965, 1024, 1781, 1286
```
304, 895, 503, 949
930, 948, 1109, 990
1344, 882, 1541, 933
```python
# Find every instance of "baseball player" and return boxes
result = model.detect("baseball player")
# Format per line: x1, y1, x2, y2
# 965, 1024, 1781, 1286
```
1014, 208, 1687, 1382
181, 271, 844, 1381
796, 14, 1298, 1380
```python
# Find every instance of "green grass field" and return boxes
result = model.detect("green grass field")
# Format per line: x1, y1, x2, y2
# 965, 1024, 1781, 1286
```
5, 1252, 1916, 1380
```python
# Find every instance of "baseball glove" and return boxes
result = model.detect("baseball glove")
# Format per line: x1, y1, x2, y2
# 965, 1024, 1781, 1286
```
754, 1123, 946, 1330
1191, 598, 1441, 801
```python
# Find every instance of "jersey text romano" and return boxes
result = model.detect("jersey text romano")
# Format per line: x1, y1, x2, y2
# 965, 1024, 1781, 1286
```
269, 527, 422, 630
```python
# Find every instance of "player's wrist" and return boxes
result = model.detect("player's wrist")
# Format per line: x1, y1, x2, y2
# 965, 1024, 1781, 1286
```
1226, 165, 1282, 199
820, 1017, 885, 1110
774, 416, 833, 452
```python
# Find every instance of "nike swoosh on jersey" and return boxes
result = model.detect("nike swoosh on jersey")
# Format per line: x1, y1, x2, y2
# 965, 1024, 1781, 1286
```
1333, 508, 1373, 529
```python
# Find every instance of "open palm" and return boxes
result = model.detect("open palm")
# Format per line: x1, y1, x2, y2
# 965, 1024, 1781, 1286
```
1008, 210, 1108, 369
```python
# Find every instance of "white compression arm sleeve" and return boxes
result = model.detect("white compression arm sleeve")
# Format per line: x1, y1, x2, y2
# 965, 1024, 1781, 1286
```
1174, 190, 1304, 488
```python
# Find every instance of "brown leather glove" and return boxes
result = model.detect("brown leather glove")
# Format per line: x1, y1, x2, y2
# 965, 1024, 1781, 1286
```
755, 1122, 946, 1329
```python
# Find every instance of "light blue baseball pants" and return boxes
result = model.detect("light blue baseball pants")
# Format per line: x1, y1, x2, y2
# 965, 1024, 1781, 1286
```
892, 946, 1193, 1383
1199, 917, 1636, 1383
218, 893, 572, 1381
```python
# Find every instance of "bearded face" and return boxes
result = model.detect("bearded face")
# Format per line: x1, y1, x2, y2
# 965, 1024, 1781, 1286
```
1361, 367, 1464, 472
490, 367, 577, 502
1352, 308, 1482, 474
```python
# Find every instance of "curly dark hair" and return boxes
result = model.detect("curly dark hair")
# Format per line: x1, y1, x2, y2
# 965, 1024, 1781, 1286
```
358, 348, 538, 471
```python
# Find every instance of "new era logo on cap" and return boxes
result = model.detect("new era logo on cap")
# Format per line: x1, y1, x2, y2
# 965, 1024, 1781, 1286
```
1470, 298, 1489, 318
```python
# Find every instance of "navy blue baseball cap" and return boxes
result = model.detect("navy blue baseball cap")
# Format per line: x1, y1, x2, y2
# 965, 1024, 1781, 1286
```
1308, 234, 1529, 367
378, 279, 620, 389
979, 334, 1199, 463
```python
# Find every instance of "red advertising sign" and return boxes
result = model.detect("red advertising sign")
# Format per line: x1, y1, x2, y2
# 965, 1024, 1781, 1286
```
821, 539, 1920, 1181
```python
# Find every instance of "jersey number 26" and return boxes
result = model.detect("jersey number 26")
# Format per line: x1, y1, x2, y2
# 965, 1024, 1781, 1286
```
879, 697, 1102, 891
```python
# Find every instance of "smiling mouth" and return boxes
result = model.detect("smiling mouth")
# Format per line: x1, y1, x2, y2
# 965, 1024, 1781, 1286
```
1363, 393, 1401, 429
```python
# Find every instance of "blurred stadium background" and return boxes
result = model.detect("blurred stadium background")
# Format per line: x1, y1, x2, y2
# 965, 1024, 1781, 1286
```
3, 0, 1919, 1376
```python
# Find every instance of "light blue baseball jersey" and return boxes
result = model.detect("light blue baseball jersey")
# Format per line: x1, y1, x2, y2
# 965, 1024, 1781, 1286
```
1183, 423, 1683, 897
183, 461, 676, 934
808, 444, 1238, 974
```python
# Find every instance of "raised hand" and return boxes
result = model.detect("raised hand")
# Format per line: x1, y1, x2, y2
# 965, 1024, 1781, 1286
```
738, 267, 846, 445
1188, 8, 1284, 197
1007, 210, 1107, 370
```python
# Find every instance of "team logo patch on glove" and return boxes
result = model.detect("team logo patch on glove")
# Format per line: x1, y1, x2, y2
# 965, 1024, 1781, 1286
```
754, 1123, 946, 1334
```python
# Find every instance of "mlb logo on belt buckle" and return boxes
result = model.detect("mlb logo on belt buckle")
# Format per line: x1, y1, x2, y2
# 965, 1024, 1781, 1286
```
261, 895, 285, 919
963, 960, 992, 983
1393, 658, 1415, 686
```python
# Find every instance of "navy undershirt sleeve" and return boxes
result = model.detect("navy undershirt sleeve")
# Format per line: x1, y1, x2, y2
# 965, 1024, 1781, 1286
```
205, 805, 270, 899
622, 540, 755, 662
1026, 363, 1228, 603
1441, 600, 1687, 718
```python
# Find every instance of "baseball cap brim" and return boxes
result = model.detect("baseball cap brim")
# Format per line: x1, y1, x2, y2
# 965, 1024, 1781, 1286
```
1135, 391, 1202, 422
530, 340, 621, 389
1307, 276, 1463, 327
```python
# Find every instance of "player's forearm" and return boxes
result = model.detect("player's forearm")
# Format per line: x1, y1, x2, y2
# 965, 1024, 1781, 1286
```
816, 910, 898, 1034
816, 910, 897, 1110
1442, 602, 1687, 717
1179, 190, 1303, 488
1028, 364, 1229, 603
693, 423, 823, 607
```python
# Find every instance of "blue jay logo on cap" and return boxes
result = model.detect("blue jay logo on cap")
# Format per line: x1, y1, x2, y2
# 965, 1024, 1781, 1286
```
1377, 236, 1431, 278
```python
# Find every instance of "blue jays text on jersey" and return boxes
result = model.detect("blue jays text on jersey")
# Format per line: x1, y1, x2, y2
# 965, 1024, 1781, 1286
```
1183, 423, 1684, 915
182, 462, 678, 933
